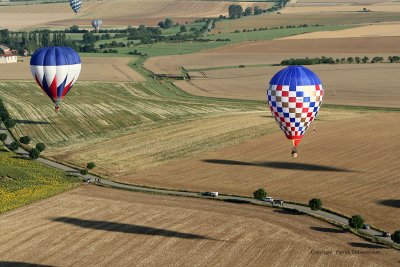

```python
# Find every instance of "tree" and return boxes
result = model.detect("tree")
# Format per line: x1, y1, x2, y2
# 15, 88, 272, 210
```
355, 57, 361, 64
29, 148, 40, 159
19, 136, 31, 144
228, 4, 243, 19
308, 198, 322, 211
80, 169, 88, 175
244, 7, 253, 16
36, 143, 46, 152
4, 118, 15, 128
349, 215, 364, 229
253, 188, 267, 200
158, 21, 165, 29
9, 141, 18, 152
347, 57, 354, 64
254, 6, 263, 15
0, 133, 7, 142
362, 56, 369, 63
69, 25, 79, 33
165, 18, 174, 29
391, 230, 400, 244
87, 162, 96, 170
180, 25, 187, 33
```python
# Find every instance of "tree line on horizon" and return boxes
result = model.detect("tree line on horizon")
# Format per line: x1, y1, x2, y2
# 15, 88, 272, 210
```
281, 56, 400, 65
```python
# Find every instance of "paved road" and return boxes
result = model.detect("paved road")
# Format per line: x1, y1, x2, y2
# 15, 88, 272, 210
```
0, 123, 395, 246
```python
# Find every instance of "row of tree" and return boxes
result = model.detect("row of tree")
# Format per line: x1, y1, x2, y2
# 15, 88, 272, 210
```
228, 0, 289, 19
281, 56, 400, 66
252, 188, 400, 244
0, 29, 78, 55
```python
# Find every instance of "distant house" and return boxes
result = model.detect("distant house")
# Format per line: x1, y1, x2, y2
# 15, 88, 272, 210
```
0, 45, 18, 64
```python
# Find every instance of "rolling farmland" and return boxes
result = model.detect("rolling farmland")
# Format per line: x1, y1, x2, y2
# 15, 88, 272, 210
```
0, 80, 268, 174
1, 186, 399, 266
212, 11, 400, 33
175, 63, 400, 108
0, 0, 272, 30
113, 112, 400, 231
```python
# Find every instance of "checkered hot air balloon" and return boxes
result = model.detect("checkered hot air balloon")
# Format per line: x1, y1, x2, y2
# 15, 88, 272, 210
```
267, 66, 324, 156
30, 46, 81, 112
70, 0, 82, 13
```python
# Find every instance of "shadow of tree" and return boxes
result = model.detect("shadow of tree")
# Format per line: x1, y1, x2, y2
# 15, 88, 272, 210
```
273, 209, 304, 215
376, 199, 400, 208
223, 198, 251, 204
310, 226, 345, 233
203, 159, 355, 172
51, 217, 216, 240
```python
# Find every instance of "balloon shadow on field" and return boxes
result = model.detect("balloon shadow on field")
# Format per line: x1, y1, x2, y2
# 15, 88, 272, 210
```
14, 120, 51, 125
348, 242, 389, 249
51, 217, 218, 241
376, 199, 400, 209
310, 227, 346, 234
0, 262, 54, 267
203, 159, 355, 173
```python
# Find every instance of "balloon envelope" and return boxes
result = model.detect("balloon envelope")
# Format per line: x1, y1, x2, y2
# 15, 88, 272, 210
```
70, 0, 82, 13
92, 19, 103, 31
267, 65, 324, 147
30, 46, 81, 111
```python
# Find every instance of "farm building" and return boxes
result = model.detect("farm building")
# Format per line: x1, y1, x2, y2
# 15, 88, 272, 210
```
0, 45, 17, 64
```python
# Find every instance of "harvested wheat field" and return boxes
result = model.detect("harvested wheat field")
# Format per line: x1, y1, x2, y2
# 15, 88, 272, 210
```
281, 22, 400, 39
115, 112, 400, 231
0, 0, 272, 30
284, 0, 400, 13
212, 11, 400, 33
176, 64, 400, 108
1, 186, 399, 266
145, 37, 400, 74
0, 56, 144, 81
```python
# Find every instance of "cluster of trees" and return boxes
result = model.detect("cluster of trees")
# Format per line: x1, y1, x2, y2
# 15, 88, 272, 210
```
228, 0, 289, 18
0, 29, 77, 55
281, 56, 399, 65
228, 5, 266, 19
158, 18, 175, 29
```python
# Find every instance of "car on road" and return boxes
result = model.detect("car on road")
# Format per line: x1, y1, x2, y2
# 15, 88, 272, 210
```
202, 192, 218, 197
261, 197, 274, 203
273, 199, 284, 205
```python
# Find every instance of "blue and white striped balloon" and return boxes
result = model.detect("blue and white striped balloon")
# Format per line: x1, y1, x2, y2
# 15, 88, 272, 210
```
70, 0, 82, 13
30, 46, 81, 112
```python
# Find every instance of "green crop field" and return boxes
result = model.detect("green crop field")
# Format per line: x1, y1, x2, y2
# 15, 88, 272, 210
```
0, 151, 79, 213
207, 25, 354, 42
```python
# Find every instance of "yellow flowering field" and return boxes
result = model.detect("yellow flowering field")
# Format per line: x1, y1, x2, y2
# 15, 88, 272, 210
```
0, 152, 80, 213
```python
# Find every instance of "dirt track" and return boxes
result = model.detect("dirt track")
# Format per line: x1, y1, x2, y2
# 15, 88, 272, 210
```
115, 113, 400, 231
0, 186, 399, 266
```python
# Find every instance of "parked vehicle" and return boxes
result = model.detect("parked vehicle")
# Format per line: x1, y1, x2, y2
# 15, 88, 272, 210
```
202, 192, 219, 197
262, 197, 274, 203
363, 224, 370, 230
273, 199, 284, 205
